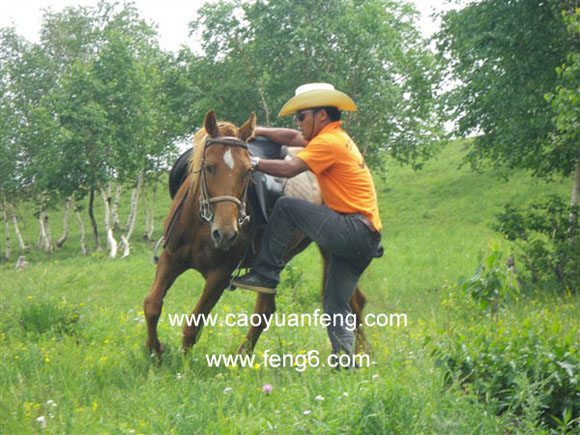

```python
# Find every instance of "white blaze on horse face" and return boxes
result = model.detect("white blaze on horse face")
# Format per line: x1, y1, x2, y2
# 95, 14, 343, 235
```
223, 149, 235, 170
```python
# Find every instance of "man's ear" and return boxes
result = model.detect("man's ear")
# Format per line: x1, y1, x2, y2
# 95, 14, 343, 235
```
204, 110, 220, 138
238, 112, 256, 142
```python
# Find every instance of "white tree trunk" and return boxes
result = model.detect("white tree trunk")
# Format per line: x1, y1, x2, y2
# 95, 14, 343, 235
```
100, 184, 118, 259
141, 181, 157, 240
142, 182, 150, 240
2, 199, 10, 261
56, 198, 71, 248
147, 182, 157, 240
38, 210, 53, 253
120, 235, 130, 258
10, 203, 27, 252
111, 182, 122, 231
119, 171, 144, 258
570, 157, 580, 239
74, 201, 87, 255
571, 158, 579, 218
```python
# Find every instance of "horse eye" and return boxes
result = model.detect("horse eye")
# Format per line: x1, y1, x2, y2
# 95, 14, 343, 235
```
205, 165, 214, 174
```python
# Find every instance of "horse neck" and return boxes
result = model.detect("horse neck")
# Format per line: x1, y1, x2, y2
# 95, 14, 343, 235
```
185, 174, 202, 226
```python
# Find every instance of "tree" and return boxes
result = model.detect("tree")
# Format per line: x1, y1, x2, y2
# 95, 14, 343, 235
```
0, 28, 27, 255
437, 0, 579, 182
545, 7, 580, 230
438, 0, 579, 291
189, 0, 445, 170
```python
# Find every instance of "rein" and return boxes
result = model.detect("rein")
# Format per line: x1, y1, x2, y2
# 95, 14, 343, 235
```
199, 136, 252, 227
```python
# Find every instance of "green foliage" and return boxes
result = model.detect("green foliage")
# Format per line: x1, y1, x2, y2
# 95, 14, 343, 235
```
18, 298, 81, 338
437, 0, 578, 178
431, 317, 580, 431
545, 8, 580, 158
494, 195, 580, 292
459, 245, 519, 314
190, 0, 445, 170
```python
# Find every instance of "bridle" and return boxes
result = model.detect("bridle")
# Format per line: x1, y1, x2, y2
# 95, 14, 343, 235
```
198, 136, 252, 227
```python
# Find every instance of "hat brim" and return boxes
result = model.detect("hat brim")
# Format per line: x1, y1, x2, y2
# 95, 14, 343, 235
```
278, 89, 357, 117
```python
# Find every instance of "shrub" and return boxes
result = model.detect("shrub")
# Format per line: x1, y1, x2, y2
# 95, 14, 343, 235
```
19, 298, 80, 337
430, 319, 580, 431
459, 245, 520, 315
494, 195, 579, 293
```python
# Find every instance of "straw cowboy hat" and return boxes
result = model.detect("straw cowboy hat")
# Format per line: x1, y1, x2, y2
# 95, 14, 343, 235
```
278, 83, 357, 117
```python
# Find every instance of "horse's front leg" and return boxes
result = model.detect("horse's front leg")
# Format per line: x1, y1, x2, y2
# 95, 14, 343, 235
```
144, 250, 187, 355
182, 266, 230, 352
237, 293, 276, 354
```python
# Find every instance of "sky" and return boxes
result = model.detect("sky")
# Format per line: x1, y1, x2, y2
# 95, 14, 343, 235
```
0, 0, 463, 52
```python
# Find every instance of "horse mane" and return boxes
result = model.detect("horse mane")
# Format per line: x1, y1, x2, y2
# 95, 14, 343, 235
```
187, 122, 239, 196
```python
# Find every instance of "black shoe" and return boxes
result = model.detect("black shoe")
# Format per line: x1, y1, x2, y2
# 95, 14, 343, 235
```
232, 272, 277, 294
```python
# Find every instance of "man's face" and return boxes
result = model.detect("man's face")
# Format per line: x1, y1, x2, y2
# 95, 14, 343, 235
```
296, 108, 319, 141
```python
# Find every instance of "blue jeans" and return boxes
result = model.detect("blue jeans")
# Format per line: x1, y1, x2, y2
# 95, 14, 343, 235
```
253, 197, 381, 354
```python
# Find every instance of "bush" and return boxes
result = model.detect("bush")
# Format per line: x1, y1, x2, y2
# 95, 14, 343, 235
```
459, 245, 519, 315
494, 195, 579, 293
19, 298, 80, 337
430, 319, 580, 431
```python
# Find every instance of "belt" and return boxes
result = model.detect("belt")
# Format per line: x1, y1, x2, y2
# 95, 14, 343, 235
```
355, 214, 381, 239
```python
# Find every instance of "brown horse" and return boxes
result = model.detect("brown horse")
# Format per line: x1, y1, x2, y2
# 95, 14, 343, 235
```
144, 110, 369, 356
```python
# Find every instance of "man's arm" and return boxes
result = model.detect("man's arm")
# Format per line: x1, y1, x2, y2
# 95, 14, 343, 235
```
255, 156, 309, 178
254, 126, 307, 147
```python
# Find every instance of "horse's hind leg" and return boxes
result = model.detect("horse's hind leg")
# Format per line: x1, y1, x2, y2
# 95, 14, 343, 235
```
351, 286, 371, 354
144, 250, 187, 355
182, 266, 230, 352
318, 247, 371, 354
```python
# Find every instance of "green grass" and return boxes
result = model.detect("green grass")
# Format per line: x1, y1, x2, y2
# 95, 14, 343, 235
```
1, 140, 578, 433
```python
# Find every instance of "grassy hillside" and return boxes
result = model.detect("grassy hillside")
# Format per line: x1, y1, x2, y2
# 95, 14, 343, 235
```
1, 140, 578, 433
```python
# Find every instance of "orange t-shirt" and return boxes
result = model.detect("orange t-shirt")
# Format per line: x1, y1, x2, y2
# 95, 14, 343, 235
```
296, 121, 382, 231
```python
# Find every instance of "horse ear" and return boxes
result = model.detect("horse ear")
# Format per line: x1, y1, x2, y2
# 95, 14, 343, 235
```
204, 110, 220, 138
238, 112, 256, 142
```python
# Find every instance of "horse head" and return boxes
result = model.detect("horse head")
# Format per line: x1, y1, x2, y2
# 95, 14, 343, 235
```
199, 110, 255, 250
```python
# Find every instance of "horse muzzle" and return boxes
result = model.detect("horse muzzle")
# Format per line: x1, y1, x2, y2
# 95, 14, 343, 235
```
211, 226, 239, 251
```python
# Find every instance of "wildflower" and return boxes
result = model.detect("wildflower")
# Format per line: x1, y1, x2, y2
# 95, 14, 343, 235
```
342, 392, 349, 397
262, 384, 273, 394
46, 400, 57, 407
36, 416, 46, 428
223, 387, 233, 394
303, 410, 311, 415
372, 374, 380, 380
314, 395, 324, 401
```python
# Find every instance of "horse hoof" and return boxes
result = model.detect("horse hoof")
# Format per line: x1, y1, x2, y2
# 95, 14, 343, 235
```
146, 340, 165, 356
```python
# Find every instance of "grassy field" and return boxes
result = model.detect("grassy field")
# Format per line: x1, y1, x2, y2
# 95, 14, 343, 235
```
1, 140, 578, 433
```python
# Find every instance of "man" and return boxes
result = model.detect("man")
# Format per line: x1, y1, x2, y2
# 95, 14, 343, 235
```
233, 83, 382, 356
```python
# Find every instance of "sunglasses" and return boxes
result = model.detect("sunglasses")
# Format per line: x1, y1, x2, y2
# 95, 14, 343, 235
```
296, 108, 319, 122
